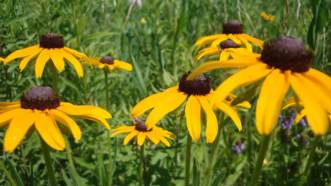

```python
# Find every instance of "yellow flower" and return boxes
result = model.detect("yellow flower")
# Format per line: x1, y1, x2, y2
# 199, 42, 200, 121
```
0, 86, 111, 152
195, 20, 263, 52
260, 12, 275, 22
131, 73, 243, 143
189, 36, 331, 135
111, 118, 173, 146
4, 33, 87, 78
195, 47, 254, 62
84, 56, 132, 72
0, 57, 4, 62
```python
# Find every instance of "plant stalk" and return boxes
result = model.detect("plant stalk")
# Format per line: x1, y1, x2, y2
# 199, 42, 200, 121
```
41, 140, 58, 186
185, 136, 192, 186
249, 135, 271, 186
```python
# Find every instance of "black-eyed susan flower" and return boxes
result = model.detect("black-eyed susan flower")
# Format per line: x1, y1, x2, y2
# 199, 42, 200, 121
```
131, 73, 243, 143
0, 86, 111, 152
111, 118, 173, 146
85, 55, 132, 72
195, 20, 263, 52
190, 36, 331, 135
4, 33, 87, 78
260, 12, 275, 22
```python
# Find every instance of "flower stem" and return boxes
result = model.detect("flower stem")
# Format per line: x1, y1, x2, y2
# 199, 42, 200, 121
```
249, 135, 271, 186
104, 69, 110, 109
204, 132, 221, 186
185, 136, 192, 186
108, 133, 113, 186
41, 140, 58, 186
139, 145, 147, 186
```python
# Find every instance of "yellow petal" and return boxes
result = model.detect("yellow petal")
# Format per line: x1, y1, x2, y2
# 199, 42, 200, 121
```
4, 45, 40, 64
145, 91, 187, 128
64, 47, 87, 59
256, 70, 289, 135
282, 97, 300, 110
214, 101, 242, 131
219, 51, 230, 61
49, 49, 65, 72
160, 136, 171, 147
195, 47, 219, 61
210, 36, 230, 47
240, 34, 264, 48
19, 48, 43, 71
3, 109, 35, 152
198, 96, 218, 143
146, 132, 160, 144
290, 74, 329, 135
187, 58, 260, 80
79, 115, 111, 130
295, 109, 307, 124
195, 34, 225, 49
111, 126, 135, 137
114, 60, 133, 71
123, 130, 139, 145
58, 103, 111, 118
61, 50, 84, 77
185, 96, 201, 141
35, 112, 65, 150
137, 133, 146, 146
0, 109, 21, 127
212, 63, 270, 105
50, 109, 82, 142
35, 49, 50, 78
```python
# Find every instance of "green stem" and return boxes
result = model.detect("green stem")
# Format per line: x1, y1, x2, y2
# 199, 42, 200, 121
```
0, 160, 17, 186
104, 70, 110, 109
185, 136, 192, 186
204, 131, 222, 186
299, 136, 320, 185
108, 133, 113, 186
249, 135, 271, 186
139, 145, 147, 186
41, 140, 58, 186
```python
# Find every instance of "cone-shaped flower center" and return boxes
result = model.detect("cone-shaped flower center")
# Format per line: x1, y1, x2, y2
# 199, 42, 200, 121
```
222, 20, 243, 34
220, 39, 240, 49
134, 118, 151, 132
179, 73, 211, 95
261, 36, 312, 72
39, 33, 64, 49
21, 86, 60, 110
100, 56, 115, 65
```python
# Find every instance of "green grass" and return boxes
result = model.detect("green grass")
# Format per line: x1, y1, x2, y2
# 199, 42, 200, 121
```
0, 0, 331, 185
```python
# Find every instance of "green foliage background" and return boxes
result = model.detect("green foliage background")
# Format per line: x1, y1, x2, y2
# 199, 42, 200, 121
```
0, 0, 330, 185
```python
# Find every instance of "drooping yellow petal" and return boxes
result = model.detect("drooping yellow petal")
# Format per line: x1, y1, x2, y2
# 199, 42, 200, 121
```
239, 34, 264, 48
61, 50, 84, 77
0, 109, 21, 127
185, 96, 201, 141
35, 49, 50, 78
49, 49, 65, 72
256, 70, 289, 135
114, 60, 133, 71
214, 101, 242, 131
19, 48, 43, 71
219, 51, 230, 61
290, 74, 329, 135
295, 109, 307, 124
282, 97, 301, 110
227, 34, 242, 45
0, 102, 20, 113
79, 116, 111, 130
123, 130, 139, 145
212, 63, 270, 104
195, 34, 225, 49
198, 96, 218, 143
145, 91, 187, 128
3, 109, 35, 152
131, 87, 178, 117
137, 133, 146, 146
146, 132, 160, 144
50, 109, 82, 142
187, 58, 260, 80
4, 45, 40, 64
58, 103, 111, 118
35, 112, 65, 150
160, 136, 171, 147
210, 36, 230, 47
111, 126, 135, 137
63, 47, 87, 59
195, 47, 219, 61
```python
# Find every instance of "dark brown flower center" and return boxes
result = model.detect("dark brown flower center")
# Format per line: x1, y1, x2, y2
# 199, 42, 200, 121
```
223, 20, 243, 34
134, 118, 151, 132
39, 33, 64, 49
100, 56, 115, 65
179, 73, 211, 95
20, 86, 60, 110
220, 39, 240, 49
261, 36, 313, 72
